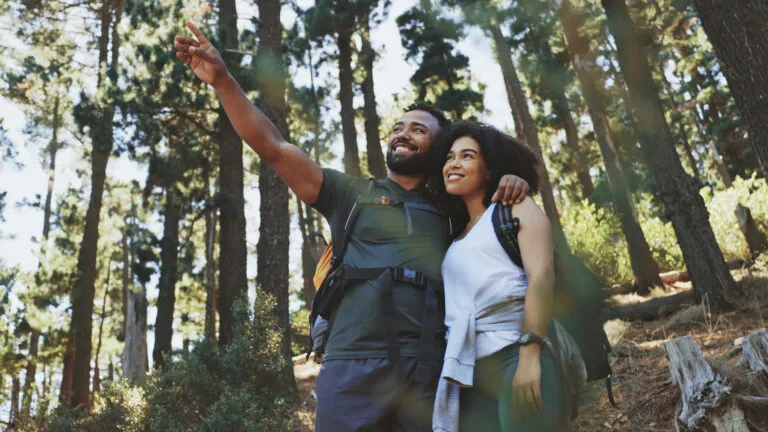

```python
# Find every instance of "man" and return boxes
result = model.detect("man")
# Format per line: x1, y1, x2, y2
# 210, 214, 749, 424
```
174, 21, 528, 431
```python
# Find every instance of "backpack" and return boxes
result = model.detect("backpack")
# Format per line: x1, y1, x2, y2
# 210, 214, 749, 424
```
491, 203, 616, 415
307, 180, 451, 387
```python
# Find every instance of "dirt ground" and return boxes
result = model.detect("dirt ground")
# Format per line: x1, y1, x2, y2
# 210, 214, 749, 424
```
293, 261, 768, 431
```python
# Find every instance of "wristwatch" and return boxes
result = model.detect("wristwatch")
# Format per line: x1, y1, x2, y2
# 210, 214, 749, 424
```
518, 331, 545, 346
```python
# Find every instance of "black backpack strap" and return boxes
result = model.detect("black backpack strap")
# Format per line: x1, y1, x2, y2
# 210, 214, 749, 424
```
330, 180, 378, 267
414, 279, 444, 386
491, 203, 523, 268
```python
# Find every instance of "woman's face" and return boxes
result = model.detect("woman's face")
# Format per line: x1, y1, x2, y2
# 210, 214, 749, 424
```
442, 136, 490, 198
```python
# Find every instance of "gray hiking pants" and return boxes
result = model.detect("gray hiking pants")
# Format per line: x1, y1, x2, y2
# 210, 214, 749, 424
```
315, 358, 436, 432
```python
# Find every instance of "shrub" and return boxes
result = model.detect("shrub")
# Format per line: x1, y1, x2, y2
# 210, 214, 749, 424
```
560, 175, 768, 287
290, 307, 311, 357
561, 201, 632, 286
702, 174, 768, 261
49, 295, 296, 432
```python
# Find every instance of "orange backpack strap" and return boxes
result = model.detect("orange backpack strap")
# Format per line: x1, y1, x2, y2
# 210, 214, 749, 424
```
313, 242, 334, 291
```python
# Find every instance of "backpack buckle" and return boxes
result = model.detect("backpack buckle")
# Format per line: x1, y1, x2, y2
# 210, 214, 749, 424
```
392, 267, 424, 286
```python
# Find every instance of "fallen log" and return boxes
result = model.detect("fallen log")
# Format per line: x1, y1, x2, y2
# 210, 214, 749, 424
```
602, 291, 695, 321
735, 328, 768, 373
659, 270, 689, 284
662, 336, 749, 431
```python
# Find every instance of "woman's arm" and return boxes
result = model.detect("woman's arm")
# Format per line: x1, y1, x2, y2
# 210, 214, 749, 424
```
510, 197, 555, 419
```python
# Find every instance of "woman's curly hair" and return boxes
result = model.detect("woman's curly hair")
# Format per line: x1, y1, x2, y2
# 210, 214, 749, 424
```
427, 121, 541, 234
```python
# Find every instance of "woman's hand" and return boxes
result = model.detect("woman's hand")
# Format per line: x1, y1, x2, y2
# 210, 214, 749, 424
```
511, 346, 543, 422
174, 21, 231, 89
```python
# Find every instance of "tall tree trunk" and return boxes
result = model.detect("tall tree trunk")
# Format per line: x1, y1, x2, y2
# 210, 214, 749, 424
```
121, 227, 147, 384
36, 364, 49, 427
296, 196, 317, 309
153, 148, 182, 369
203, 157, 217, 345
360, 10, 386, 178
560, 0, 663, 293
217, 0, 248, 346
490, 25, 525, 141
70, 0, 121, 409
255, 0, 297, 394
658, 75, 704, 184
338, 22, 362, 177
22, 94, 60, 418
59, 337, 74, 405
601, 0, 738, 309
693, 0, 768, 181
10, 375, 20, 425
554, 97, 595, 198
489, 23, 570, 252
701, 94, 734, 188
92, 263, 110, 399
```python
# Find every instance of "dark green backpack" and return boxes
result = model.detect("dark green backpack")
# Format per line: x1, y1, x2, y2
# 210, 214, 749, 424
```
491, 203, 616, 409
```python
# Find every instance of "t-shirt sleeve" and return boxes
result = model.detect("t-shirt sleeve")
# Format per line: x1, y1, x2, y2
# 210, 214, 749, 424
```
309, 168, 359, 225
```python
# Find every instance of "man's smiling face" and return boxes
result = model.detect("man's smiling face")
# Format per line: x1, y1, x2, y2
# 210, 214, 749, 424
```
386, 110, 441, 175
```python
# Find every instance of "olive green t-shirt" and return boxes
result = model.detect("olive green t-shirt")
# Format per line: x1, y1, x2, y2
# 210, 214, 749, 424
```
311, 168, 451, 360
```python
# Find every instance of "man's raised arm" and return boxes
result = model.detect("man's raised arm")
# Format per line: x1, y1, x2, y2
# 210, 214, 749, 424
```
174, 21, 322, 204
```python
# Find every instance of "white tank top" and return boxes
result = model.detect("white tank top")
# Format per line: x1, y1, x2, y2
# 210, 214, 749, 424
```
442, 203, 528, 359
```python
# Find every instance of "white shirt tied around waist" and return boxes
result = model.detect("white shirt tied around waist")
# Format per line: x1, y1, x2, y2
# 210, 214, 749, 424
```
434, 203, 529, 432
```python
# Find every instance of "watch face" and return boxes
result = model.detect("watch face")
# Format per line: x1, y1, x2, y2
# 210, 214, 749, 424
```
520, 333, 531, 344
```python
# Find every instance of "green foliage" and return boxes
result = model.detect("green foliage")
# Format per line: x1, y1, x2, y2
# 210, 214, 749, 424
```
702, 175, 768, 261
562, 177, 768, 286
562, 195, 684, 286
48, 296, 295, 431
49, 382, 149, 432
290, 307, 311, 356
147, 295, 296, 431
561, 201, 632, 285
397, 0, 485, 120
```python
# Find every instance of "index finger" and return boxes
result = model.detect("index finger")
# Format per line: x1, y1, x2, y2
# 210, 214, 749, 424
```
187, 21, 210, 44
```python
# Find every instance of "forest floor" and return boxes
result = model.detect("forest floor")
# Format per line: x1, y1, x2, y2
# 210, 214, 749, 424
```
293, 259, 768, 432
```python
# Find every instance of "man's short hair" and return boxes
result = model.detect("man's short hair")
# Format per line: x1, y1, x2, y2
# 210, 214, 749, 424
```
405, 103, 451, 127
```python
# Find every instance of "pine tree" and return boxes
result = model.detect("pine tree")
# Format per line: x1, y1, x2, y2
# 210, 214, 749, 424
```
601, 0, 738, 309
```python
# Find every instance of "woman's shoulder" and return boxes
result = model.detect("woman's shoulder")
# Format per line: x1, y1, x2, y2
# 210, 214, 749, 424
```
509, 197, 548, 228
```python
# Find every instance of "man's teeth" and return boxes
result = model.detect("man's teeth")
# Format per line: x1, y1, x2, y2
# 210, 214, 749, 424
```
447, 173, 464, 179
394, 144, 415, 153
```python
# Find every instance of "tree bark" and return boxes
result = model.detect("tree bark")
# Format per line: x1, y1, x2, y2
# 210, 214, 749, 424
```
601, 0, 738, 310
217, 0, 248, 347
735, 204, 768, 257
203, 158, 217, 345
153, 147, 182, 369
296, 196, 317, 309
10, 375, 20, 425
555, 96, 594, 198
559, 0, 663, 294
22, 93, 60, 418
663, 336, 749, 431
360, 9, 386, 178
58, 336, 74, 405
91, 263, 111, 399
121, 227, 147, 384
338, 22, 362, 177
658, 74, 704, 184
70, 0, 121, 409
36, 364, 49, 427
255, 0, 297, 394
489, 23, 570, 252
693, 0, 768, 182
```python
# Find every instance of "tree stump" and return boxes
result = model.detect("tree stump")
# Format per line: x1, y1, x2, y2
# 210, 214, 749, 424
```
735, 203, 768, 257
735, 328, 768, 373
662, 336, 749, 431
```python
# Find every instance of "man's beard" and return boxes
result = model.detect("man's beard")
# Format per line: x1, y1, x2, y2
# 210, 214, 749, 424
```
386, 148, 433, 175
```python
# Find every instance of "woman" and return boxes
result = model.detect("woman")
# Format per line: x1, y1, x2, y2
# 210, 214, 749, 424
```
430, 122, 567, 432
